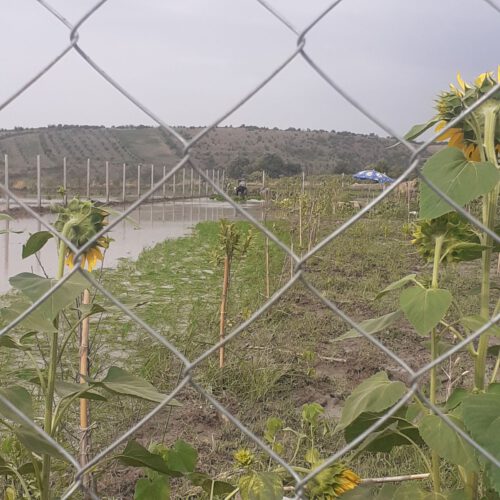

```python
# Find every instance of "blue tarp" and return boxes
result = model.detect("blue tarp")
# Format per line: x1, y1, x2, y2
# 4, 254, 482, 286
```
352, 170, 394, 184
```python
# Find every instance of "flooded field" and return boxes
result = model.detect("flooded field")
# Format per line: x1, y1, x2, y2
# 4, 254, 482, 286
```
0, 198, 263, 293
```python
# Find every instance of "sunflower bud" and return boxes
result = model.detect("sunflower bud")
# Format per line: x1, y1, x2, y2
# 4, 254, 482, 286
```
410, 213, 484, 264
234, 448, 254, 467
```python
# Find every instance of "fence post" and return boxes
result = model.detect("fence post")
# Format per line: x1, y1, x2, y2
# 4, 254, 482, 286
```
150, 164, 154, 200
37, 155, 41, 209
137, 164, 141, 198
63, 157, 67, 205
105, 161, 110, 203
217, 169, 220, 189
212, 169, 215, 193
182, 167, 186, 197
190, 167, 194, 197
122, 163, 126, 203
221, 170, 225, 192
173, 171, 176, 197
205, 169, 209, 196
262, 170, 265, 188
302, 170, 305, 194
163, 165, 166, 198
4, 154, 9, 212
198, 171, 201, 196
86, 159, 90, 199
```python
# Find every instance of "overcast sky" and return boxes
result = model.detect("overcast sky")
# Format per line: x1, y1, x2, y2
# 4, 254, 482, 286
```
1, 0, 498, 137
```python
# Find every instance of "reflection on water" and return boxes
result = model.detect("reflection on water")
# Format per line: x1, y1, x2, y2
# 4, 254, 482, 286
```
0, 198, 262, 293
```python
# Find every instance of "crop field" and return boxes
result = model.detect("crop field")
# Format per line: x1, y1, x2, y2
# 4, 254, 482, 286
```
1, 154, 500, 499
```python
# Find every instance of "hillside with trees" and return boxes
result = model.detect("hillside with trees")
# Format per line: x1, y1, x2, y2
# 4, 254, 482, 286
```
0, 124, 438, 185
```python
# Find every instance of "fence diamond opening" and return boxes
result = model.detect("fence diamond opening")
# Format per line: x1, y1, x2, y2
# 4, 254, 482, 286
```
1, 1, 500, 498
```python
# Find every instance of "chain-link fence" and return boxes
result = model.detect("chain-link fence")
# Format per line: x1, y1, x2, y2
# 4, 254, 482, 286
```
1, 1, 500, 498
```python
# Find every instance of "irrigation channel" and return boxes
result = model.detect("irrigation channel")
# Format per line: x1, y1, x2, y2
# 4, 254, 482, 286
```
0, 198, 263, 293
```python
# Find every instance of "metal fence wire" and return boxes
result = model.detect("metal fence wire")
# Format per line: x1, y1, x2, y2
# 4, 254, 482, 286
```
1, 1, 500, 498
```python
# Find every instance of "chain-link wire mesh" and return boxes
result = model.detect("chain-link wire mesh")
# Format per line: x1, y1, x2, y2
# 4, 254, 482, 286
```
1, 1, 500, 498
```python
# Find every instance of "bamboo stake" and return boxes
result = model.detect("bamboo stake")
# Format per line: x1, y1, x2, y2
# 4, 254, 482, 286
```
86, 159, 90, 199
219, 256, 230, 368
361, 473, 430, 485
4, 154, 9, 212
37, 155, 41, 208
265, 235, 270, 299
79, 288, 91, 493
407, 181, 411, 224
263, 189, 270, 299
299, 200, 303, 251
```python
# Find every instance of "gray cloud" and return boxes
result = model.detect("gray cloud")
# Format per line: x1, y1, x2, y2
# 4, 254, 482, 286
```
1, 0, 498, 137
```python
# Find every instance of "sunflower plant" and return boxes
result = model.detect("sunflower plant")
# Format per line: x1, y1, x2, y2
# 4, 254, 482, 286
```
52, 198, 111, 272
231, 403, 360, 499
332, 69, 500, 500
0, 198, 178, 499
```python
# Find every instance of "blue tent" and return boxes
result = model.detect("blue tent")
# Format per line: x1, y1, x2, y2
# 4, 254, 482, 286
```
352, 169, 394, 184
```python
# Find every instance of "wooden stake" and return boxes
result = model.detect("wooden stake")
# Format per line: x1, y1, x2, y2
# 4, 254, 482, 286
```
137, 164, 141, 198
150, 164, 155, 200
265, 236, 270, 299
4, 154, 9, 212
163, 165, 166, 199
63, 157, 67, 205
361, 473, 430, 485
80, 289, 91, 492
86, 159, 90, 199
122, 163, 126, 203
219, 256, 230, 368
407, 180, 411, 224
105, 161, 110, 203
264, 190, 270, 299
37, 155, 41, 208
299, 201, 303, 250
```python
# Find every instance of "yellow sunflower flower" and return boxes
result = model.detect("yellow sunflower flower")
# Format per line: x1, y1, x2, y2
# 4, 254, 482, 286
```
65, 246, 104, 272
55, 199, 110, 272
435, 120, 481, 161
406, 66, 500, 164
432, 69, 500, 161
306, 462, 361, 498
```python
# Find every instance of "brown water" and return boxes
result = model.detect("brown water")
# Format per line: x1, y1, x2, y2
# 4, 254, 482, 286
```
0, 198, 263, 293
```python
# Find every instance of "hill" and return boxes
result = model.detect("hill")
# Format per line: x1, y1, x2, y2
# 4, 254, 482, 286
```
0, 124, 438, 188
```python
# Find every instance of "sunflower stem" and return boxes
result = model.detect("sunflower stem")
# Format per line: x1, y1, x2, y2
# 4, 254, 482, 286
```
41, 221, 72, 500
430, 235, 444, 494
474, 104, 499, 392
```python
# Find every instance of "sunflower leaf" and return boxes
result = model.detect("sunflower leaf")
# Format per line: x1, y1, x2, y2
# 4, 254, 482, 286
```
336, 372, 406, 432
404, 118, 440, 141
419, 147, 500, 219
333, 311, 402, 342
94, 367, 181, 406
22, 231, 54, 259
400, 287, 452, 336
462, 393, 500, 494
9, 272, 89, 321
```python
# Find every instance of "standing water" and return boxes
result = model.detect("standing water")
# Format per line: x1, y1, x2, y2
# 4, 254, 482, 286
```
0, 198, 263, 294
